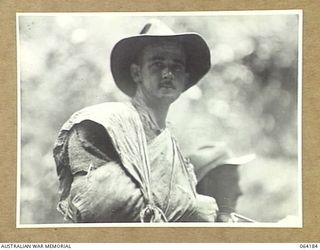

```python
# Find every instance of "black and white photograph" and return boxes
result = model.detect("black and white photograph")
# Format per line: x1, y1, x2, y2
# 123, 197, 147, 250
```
17, 11, 302, 227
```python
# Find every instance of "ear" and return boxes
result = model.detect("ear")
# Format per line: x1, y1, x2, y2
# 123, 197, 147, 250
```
130, 64, 142, 84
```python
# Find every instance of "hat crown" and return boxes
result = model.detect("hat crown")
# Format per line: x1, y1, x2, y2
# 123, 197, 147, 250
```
190, 145, 231, 170
139, 19, 176, 36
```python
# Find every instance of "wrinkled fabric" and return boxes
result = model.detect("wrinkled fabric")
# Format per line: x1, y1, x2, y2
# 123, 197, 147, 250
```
54, 102, 152, 203
53, 102, 217, 222
147, 129, 216, 222
63, 124, 144, 222
69, 162, 145, 222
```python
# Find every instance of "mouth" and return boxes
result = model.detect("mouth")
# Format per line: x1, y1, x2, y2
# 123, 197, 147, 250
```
159, 81, 176, 89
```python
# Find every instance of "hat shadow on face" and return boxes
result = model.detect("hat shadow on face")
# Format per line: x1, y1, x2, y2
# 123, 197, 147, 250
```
197, 164, 241, 213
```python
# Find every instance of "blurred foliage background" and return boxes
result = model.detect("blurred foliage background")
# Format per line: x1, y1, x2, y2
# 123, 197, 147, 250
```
18, 13, 300, 224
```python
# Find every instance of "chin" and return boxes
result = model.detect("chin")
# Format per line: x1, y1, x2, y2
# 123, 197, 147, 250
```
159, 94, 180, 104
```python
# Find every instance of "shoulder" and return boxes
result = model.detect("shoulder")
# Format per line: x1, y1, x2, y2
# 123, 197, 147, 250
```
74, 102, 134, 119
74, 120, 106, 144
61, 102, 136, 131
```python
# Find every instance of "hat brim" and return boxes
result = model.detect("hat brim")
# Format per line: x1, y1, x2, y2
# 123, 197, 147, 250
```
224, 154, 256, 166
110, 33, 211, 97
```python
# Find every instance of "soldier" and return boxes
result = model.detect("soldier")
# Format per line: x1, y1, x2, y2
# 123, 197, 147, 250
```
189, 144, 255, 222
53, 19, 218, 223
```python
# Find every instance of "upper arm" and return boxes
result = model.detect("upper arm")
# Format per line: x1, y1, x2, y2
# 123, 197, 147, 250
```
68, 120, 120, 175
76, 120, 119, 160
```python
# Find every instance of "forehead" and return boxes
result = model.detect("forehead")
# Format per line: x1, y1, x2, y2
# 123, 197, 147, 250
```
140, 41, 186, 62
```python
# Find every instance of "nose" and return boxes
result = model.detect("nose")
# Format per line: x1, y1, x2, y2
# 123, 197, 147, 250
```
161, 67, 173, 79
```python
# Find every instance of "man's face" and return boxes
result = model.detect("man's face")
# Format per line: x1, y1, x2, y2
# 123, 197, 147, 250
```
133, 41, 189, 104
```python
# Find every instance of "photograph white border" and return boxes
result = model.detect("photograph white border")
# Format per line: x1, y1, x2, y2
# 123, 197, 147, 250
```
16, 9, 303, 228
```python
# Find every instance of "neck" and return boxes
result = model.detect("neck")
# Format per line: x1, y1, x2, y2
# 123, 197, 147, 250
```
151, 103, 169, 129
132, 87, 170, 129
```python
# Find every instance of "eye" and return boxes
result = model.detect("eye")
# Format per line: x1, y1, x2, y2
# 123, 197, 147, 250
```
172, 63, 185, 72
151, 61, 164, 68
